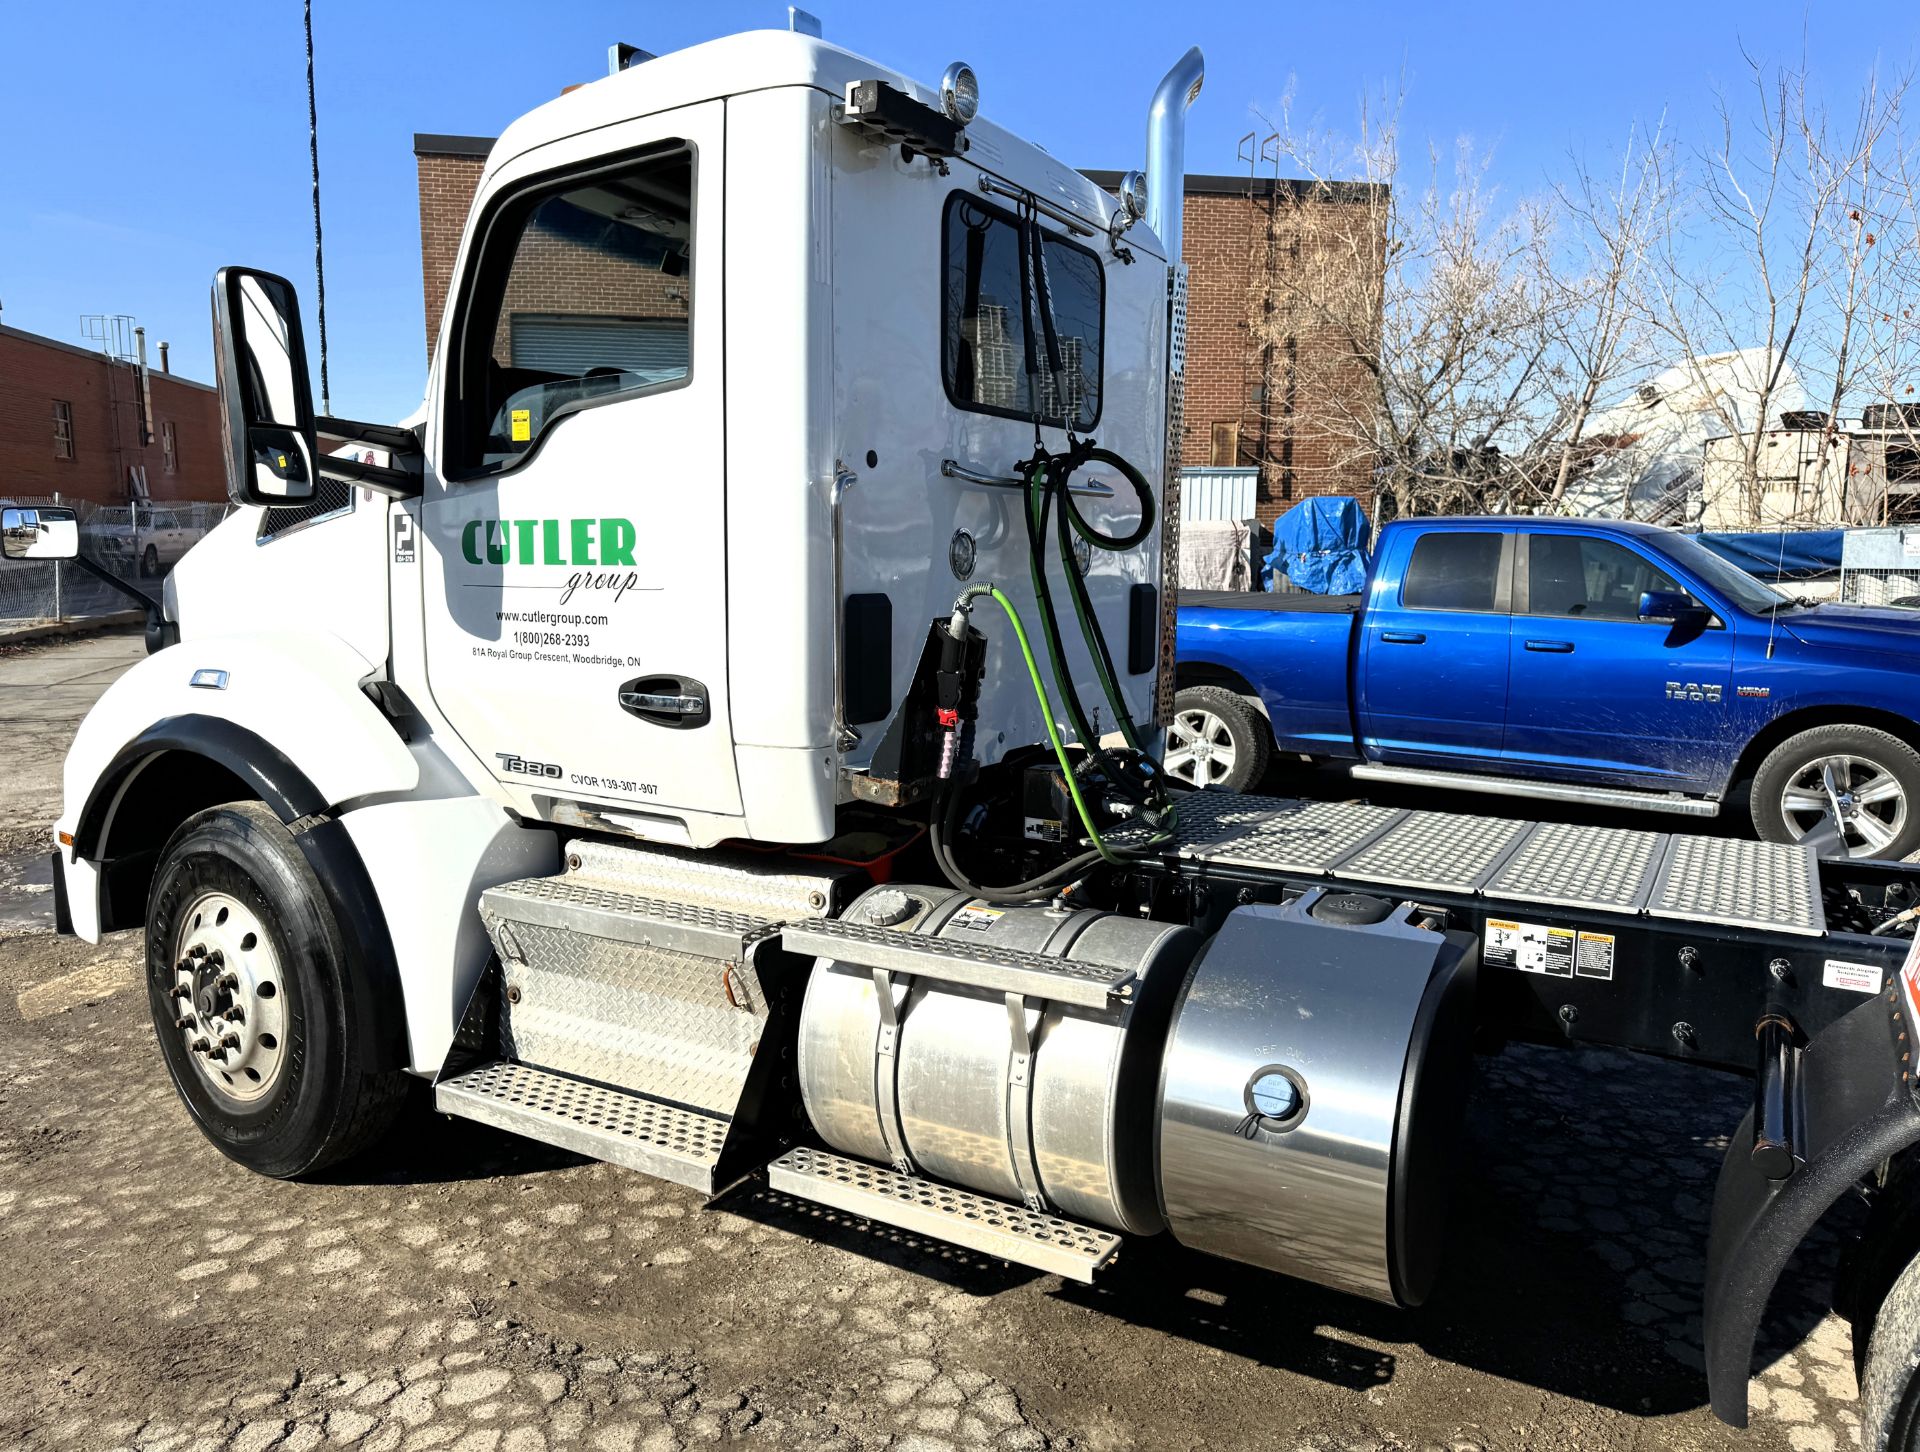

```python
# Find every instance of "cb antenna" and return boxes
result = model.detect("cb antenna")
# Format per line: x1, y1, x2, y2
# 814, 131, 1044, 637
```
305, 0, 332, 416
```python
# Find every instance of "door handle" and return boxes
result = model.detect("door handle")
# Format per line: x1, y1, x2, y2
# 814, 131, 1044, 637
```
619, 675, 710, 729
1380, 630, 1427, 644
621, 691, 704, 715
1525, 639, 1576, 653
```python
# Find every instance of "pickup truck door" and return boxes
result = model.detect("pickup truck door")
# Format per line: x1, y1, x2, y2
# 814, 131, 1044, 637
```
1358, 529, 1514, 766
1502, 531, 1735, 787
419, 105, 742, 825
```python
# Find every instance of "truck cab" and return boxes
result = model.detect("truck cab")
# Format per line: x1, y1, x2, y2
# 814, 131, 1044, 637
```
169, 31, 1170, 852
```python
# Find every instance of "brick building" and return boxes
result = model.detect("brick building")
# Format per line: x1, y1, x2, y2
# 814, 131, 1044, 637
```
414, 136, 1381, 525
0, 323, 225, 507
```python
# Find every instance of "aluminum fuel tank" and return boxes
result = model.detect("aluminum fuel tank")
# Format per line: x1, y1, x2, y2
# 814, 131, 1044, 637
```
1156, 891, 1478, 1306
797, 885, 1199, 1235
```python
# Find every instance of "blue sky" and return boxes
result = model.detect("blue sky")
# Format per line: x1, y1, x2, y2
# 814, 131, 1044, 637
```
0, 2, 1910, 423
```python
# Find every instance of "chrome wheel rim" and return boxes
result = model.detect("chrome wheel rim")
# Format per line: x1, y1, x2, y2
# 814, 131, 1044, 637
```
1779, 753, 1909, 858
1165, 708, 1238, 788
166, 891, 288, 1105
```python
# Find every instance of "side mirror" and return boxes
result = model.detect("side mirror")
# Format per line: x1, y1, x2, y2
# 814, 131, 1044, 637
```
212, 267, 317, 507
1639, 589, 1700, 623
1, 506, 80, 561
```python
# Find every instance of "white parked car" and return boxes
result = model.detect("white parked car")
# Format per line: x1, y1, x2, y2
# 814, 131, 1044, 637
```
83, 502, 218, 577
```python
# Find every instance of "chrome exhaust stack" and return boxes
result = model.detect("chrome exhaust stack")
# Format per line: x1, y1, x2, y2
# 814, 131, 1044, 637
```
1145, 47, 1203, 727
1144, 47, 1204, 262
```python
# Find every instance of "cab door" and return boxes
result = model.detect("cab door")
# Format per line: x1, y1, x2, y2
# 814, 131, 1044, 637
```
1502, 530, 1735, 786
1358, 528, 1514, 767
419, 104, 741, 824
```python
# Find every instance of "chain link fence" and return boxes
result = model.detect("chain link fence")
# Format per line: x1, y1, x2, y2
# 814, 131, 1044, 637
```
0, 496, 230, 628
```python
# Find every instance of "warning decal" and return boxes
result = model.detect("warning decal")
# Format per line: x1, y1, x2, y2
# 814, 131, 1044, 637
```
1485, 919, 1575, 978
1575, 931, 1616, 981
510, 408, 532, 443
1823, 959, 1884, 995
950, 904, 1004, 934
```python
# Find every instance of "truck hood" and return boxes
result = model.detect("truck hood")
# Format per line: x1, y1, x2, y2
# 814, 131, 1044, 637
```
1782, 603, 1920, 654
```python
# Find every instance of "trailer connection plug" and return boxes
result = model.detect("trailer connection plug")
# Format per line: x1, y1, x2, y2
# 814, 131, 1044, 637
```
935, 604, 983, 781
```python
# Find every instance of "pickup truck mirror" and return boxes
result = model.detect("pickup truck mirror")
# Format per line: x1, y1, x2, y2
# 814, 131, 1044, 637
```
212, 267, 318, 508
0, 506, 79, 562
1638, 589, 1700, 623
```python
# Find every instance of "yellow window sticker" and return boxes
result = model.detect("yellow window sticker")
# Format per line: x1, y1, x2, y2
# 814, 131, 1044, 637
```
510, 409, 531, 443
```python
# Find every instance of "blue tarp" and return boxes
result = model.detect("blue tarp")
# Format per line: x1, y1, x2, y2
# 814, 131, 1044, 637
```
1693, 529, 1844, 581
1263, 496, 1372, 593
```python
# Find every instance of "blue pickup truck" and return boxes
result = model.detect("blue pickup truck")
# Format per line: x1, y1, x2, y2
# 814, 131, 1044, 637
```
1174, 516, 1920, 858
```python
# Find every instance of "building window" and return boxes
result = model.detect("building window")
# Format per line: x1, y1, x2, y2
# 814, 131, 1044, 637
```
52, 401, 74, 460
1210, 422, 1240, 468
162, 420, 178, 474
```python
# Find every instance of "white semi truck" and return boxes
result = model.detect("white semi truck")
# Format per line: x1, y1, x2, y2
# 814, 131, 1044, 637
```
12, 23, 1920, 1446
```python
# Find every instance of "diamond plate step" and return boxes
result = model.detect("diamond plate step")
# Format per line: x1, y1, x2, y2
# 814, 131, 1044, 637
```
436, 1061, 728, 1192
767, 1147, 1122, 1283
1649, 835, 1823, 936
482, 877, 773, 960
779, 920, 1136, 1010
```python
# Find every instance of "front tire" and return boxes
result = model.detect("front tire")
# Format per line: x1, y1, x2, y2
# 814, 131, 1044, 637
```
1166, 685, 1271, 792
1750, 724, 1920, 860
147, 802, 407, 1177
140, 544, 159, 577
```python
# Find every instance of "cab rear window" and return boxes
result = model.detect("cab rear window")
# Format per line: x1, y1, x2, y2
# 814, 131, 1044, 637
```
941, 193, 1103, 430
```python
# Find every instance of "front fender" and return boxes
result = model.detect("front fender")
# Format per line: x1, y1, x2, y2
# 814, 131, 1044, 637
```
1704, 986, 1920, 1425
58, 630, 418, 848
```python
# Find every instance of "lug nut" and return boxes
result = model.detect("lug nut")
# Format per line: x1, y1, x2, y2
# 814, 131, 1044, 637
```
217, 972, 240, 992
191, 1037, 211, 1053
223, 1007, 244, 1024
169, 984, 191, 1000
205, 949, 224, 969
188, 944, 207, 961
174, 1014, 197, 1031
219, 1032, 241, 1050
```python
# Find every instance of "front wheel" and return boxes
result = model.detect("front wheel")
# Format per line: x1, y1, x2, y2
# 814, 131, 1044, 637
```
147, 802, 407, 1177
1750, 724, 1920, 860
141, 544, 160, 577
1166, 685, 1271, 792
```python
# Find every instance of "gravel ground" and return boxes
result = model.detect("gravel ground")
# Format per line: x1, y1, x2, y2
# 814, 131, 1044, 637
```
0, 633, 1874, 1451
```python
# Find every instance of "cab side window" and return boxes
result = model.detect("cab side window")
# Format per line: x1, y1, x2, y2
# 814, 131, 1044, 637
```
1526, 534, 1679, 620
447, 147, 693, 478
1400, 532, 1507, 613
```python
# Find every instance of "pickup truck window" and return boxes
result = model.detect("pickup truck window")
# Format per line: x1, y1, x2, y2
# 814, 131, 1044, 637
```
1660, 530, 1793, 613
942, 192, 1103, 430
1525, 534, 1679, 620
448, 147, 694, 478
1400, 532, 1507, 613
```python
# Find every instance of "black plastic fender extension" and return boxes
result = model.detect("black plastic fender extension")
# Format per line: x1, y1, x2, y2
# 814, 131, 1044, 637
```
1704, 985, 1920, 1426
71, 714, 410, 1072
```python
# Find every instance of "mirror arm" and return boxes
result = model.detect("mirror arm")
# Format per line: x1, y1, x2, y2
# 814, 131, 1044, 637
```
318, 453, 422, 501
66, 552, 164, 631
319, 415, 421, 457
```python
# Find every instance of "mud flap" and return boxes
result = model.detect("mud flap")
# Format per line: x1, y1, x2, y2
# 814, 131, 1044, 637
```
1704, 985, 1920, 1425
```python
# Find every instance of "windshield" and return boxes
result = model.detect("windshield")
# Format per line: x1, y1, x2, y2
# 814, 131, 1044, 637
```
1662, 533, 1793, 613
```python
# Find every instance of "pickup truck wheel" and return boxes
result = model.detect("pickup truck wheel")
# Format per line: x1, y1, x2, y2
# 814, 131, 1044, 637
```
140, 544, 159, 578
146, 802, 407, 1178
1167, 686, 1270, 792
1752, 724, 1920, 860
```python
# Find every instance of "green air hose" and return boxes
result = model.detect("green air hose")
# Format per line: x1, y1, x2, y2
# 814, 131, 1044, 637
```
956, 583, 1124, 864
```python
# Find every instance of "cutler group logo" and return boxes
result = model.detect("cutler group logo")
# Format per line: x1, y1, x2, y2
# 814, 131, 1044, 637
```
392, 513, 417, 564
458, 516, 648, 606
